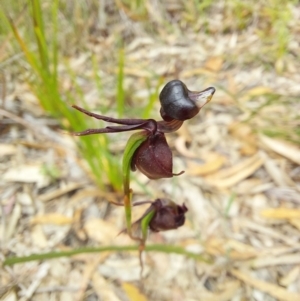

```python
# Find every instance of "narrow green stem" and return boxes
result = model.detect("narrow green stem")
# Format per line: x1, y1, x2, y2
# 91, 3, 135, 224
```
141, 209, 155, 242
122, 131, 147, 234
139, 208, 156, 275
3, 244, 212, 266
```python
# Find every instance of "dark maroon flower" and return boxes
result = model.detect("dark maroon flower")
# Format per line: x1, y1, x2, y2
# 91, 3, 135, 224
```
148, 198, 188, 232
130, 198, 188, 233
130, 132, 184, 179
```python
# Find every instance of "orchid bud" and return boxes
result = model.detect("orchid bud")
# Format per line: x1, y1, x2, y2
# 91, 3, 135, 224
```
159, 80, 215, 121
149, 198, 188, 232
126, 198, 188, 236
130, 132, 183, 180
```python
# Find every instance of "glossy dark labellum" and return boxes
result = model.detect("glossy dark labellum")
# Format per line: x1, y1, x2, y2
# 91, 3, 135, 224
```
148, 198, 188, 232
131, 132, 183, 180
159, 80, 215, 121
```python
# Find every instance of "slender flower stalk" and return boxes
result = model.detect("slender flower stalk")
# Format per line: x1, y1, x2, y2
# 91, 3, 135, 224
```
119, 198, 188, 274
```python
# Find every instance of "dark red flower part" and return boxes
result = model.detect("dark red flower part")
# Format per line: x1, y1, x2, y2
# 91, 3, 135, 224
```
126, 198, 188, 235
159, 80, 215, 121
148, 198, 188, 232
131, 132, 184, 180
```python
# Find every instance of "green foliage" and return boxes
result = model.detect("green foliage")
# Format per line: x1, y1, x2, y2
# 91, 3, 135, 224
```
257, 0, 297, 59
142, 76, 164, 119
2, 0, 122, 190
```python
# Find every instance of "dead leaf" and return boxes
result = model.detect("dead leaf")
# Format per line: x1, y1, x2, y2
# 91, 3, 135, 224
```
260, 135, 300, 165
75, 255, 109, 301
31, 225, 48, 248
251, 254, 300, 268
20, 262, 50, 301
187, 153, 226, 176
3, 164, 49, 188
204, 56, 223, 72
1, 290, 17, 301
205, 154, 264, 188
84, 218, 119, 244
92, 272, 121, 301
204, 281, 240, 301
246, 86, 273, 96
122, 282, 148, 301
289, 219, 300, 231
6, 203, 21, 240
38, 182, 85, 202
279, 266, 300, 287
175, 136, 197, 158
0, 144, 17, 156
229, 123, 257, 155
240, 142, 257, 156
235, 178, 263, 194
30, 213, 73, 225
205, 238, 258, 259
236, 218, 297, 246
261, 152, 294, 186
261, 208, 300, 219
231, 269, 300, 301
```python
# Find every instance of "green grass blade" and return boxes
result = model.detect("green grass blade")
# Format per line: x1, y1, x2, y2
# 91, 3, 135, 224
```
116, 48, 125, 117
31, 0, 49, 73
3, 244, 212, 266
142, 77, 164, 119
50, 0, 59, 84
91, 53, 103, 101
